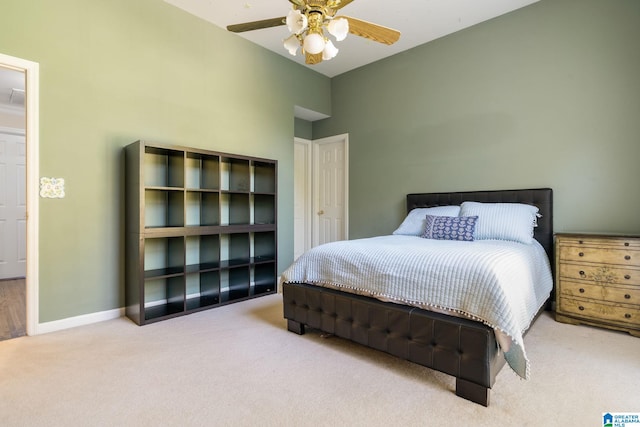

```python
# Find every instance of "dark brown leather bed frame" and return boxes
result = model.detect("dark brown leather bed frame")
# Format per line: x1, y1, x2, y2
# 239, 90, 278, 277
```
282, 188, 553, 406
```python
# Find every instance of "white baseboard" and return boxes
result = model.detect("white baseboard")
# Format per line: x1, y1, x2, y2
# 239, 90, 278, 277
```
33, 277, 284, 335
35, 307, 125, 335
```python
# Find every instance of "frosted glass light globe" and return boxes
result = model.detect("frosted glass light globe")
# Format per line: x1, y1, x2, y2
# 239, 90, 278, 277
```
328, 18, 349, 41
283, 34, 300, 56
322, 40, 339, 60
303, 33, 325, 55
286, 9, 308, 35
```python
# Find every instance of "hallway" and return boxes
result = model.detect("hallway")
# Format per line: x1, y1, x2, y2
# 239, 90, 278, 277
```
0, 278, 26, 340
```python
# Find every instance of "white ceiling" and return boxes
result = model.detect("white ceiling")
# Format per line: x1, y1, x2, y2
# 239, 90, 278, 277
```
164, 0, 539, 78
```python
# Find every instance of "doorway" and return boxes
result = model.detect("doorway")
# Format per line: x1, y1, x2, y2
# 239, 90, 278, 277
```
293, 134, 349, 259
0, 68, 26, 340
0, 53, 40, 337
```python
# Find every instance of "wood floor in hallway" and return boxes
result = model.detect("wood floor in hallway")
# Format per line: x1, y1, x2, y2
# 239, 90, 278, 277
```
0, 278, 26, 341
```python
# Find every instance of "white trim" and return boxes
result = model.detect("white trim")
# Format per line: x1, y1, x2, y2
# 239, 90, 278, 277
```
293, 137, 312, 259
36, 308, 125, 335
0, 53, 40, 336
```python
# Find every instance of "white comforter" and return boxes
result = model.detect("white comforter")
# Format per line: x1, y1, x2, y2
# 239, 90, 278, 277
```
281, 235, 553, 379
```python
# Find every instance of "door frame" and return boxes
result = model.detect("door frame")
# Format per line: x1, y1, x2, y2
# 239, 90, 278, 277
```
0, 53, 40, 336
293, 137, 312, 259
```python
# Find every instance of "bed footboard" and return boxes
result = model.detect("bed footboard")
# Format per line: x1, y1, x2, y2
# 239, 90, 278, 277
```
282, 282, 505, 406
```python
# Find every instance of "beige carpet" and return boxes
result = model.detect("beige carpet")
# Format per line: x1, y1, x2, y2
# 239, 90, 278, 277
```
0, 293, 638, 427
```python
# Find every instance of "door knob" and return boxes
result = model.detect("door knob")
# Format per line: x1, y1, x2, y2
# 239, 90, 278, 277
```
317, 210, 324, 215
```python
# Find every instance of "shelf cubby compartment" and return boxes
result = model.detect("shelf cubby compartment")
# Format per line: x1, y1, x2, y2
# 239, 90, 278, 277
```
252, 231, 276, 263
221, 267, 251, 302
186, 271, 220, 310
145, 189, 184, 228
186, 191, 220, 226
144, 236, 185, 277
143, 276, 185, 321
220, 233, 250, 267
220, 192, 250, 225
144, 146, 184, 188
253, 194, 276, 225
252, 263, 276, 296
185, 234, 220, 271
221, 157, 251, 192
253, 161, 276, 194
186, 152, 220, 190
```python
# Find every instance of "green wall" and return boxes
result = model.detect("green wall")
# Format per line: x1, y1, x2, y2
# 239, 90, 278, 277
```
294, 118, 313, 139
2, 0, 639, 324
314, 0, 640, 239
0, 0, 330, 322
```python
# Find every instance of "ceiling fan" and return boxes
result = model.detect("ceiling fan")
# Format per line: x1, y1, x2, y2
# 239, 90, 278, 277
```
227, 0, 401, 65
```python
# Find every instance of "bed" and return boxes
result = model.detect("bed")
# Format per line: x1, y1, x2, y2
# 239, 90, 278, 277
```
281, 188, 553, 406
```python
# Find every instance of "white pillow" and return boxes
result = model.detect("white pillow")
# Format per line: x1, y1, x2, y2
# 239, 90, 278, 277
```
459, 201, 539, 244
392, 206, 461, 236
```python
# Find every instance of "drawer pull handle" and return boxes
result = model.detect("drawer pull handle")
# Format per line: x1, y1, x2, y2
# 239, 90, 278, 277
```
579, 288, 585, 293
625, 255, 631, 260
625, 313, 631, 319
625, 275, 631, 280
625, 294, 631, 299
625, 242, 630, 246
579, 270, 585, 276
578, 240, 583, 244
579, 252, 584, 257
578, 306, 585, 311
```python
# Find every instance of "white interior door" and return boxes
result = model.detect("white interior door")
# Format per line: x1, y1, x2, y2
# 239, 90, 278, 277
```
293, 138, 312, 259
0, 131, 27, 279
313, 134, 348, 246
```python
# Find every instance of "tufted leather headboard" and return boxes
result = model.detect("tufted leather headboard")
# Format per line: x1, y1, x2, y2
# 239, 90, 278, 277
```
406, 188, 553, 262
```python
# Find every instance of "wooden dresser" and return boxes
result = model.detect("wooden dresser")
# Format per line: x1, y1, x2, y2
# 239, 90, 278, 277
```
555, 233, 640, 337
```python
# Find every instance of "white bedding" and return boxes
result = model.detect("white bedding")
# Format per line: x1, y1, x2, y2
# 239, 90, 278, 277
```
281, 235, 553, 379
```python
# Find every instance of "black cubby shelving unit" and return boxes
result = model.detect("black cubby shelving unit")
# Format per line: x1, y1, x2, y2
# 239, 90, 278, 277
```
125, 141, 277, 325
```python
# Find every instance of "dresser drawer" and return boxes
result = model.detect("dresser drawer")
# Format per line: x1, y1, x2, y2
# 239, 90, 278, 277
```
558, 263, 640, 286
558, 279, 640, 305
557, 244, 640, 266
557, 235, 640, 250
558, 297, 640, 328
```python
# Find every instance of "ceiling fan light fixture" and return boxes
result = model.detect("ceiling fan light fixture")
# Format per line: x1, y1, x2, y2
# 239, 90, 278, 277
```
228, 1, 401, 66
322, 40, 339, 60
303, 32, 325, 55
327, 17, 349, 41
286, 9, 308, 34
283, 34, 301, 56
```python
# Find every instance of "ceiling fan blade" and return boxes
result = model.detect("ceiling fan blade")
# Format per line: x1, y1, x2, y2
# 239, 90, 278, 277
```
227, 17, 285, 33
339, 16, 401, 45
306, 52, 323, 65
288, 0, 306, 7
